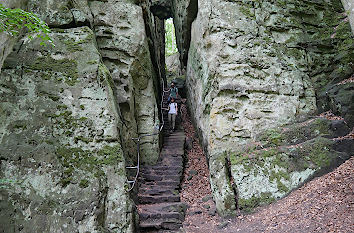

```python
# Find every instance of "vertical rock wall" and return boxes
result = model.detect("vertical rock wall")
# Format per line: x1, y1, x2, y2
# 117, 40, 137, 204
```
141, 0, 167, 85
171, 0, 198, 69
89, 0, 160, 165
0, 27, 134, 233
180, 0, 353, 215
0, 0, 166, 231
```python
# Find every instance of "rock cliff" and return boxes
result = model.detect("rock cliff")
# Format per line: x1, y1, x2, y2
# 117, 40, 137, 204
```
1, 26, 134, 233
1, 0, 353, 229
0, 0, 166, 232
175, 0, 353, 215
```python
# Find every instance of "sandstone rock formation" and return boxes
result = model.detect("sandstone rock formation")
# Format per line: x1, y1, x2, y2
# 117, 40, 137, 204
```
90, 0, 160, 165
0, 27, 134, 233
1, 0, 166, 231
341, 0, 354, 32
171, 0, 198, 68
181, 0, 353, 215
230, 117, 353, 212
1, 0, 353, 228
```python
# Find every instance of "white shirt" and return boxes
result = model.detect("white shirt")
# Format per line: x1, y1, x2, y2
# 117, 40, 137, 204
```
168, 103, 177, 114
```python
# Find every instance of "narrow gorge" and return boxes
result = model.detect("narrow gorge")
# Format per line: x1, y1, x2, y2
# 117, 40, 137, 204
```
0, 0, 353, 232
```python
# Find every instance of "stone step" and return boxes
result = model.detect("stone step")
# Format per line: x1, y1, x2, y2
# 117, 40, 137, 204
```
158, 160, 183, 167
160, 150, 184, 156
138, 123, 186, 232
139, 218, 183, 231
141, 166, 183, 171
139, 188, 179, 196
143, 180, 180, 187
139, 184, 178, 191
140, 169, 182, 176
159, 156, 183, 163
138, 194, 180, 204
139, 174, 181, 182
139, 203, 186, 221
149, 164, 183, 173
140, 211, 181, 221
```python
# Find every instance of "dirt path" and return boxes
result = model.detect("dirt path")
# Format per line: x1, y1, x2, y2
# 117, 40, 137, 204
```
180, 102, 354, 233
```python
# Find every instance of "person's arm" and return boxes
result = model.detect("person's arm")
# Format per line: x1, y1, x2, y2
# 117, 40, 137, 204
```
175, 103, 178, 115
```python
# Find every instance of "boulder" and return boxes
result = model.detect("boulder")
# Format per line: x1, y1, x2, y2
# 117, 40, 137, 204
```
229, 118, 353, 212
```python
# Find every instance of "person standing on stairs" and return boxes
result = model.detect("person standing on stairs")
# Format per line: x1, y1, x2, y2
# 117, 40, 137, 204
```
167, 82, 178, 103
168, 98, 178, 132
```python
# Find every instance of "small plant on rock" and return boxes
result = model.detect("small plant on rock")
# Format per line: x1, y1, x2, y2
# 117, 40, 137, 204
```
0, 4, 52, 45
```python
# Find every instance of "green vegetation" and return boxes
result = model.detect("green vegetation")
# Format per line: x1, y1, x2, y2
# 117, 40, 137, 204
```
57, 144, 124, 187
0, 4, 52, 45
79, 179, 89, 188
0, 178, 21, 188
30, 57, 79, 86
238, 192, 275, 213
165, 18, 178, 56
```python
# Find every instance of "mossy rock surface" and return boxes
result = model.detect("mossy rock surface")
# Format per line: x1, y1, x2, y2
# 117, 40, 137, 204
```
258, 117, 350, 147
229, 118, 353, 212
0, 27, 133, 232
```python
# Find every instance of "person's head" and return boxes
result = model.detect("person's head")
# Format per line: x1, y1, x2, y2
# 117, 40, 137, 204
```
171, 82, 175, 88
171, 98, 175, 102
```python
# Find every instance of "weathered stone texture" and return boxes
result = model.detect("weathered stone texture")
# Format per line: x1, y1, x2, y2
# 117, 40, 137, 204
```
0, 0, 166, 231
171, 0, 198, 68
230, 118, 353, 212
183, 0, 353, 215
341, 0, 354, 32
0, 27, 133, 233
90, 0, 160, 165
27, 0, 92, 27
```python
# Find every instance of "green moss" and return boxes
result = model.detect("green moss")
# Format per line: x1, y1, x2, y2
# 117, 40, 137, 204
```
277, 180, 289, 193
11, 122, 27, 130
60, 177, 72, 187
238, 192, 275, 213
56, 104, 68, 110
224, 194, 237, 214
98, 145, 124, 165
74, 136, 93, 144
48, 94, 60, 101
62, 39, 84, 52
48, 110, 89, 131
239, 6, 255, 19
79, 179, 89, 188
259, 148, 278, 158
60, 30, 94, 53
56, 144, 124, 185
80, 105, 85, 110
29, 57, 79, 86
259, 128, 284, 146
87, 60, 98, 65
40, 72, 51, 80
229, 152, 248, 166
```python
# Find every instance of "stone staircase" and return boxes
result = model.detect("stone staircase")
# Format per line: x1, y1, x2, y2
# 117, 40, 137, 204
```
137, 88, 186, 232
138, 130, 186, 232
